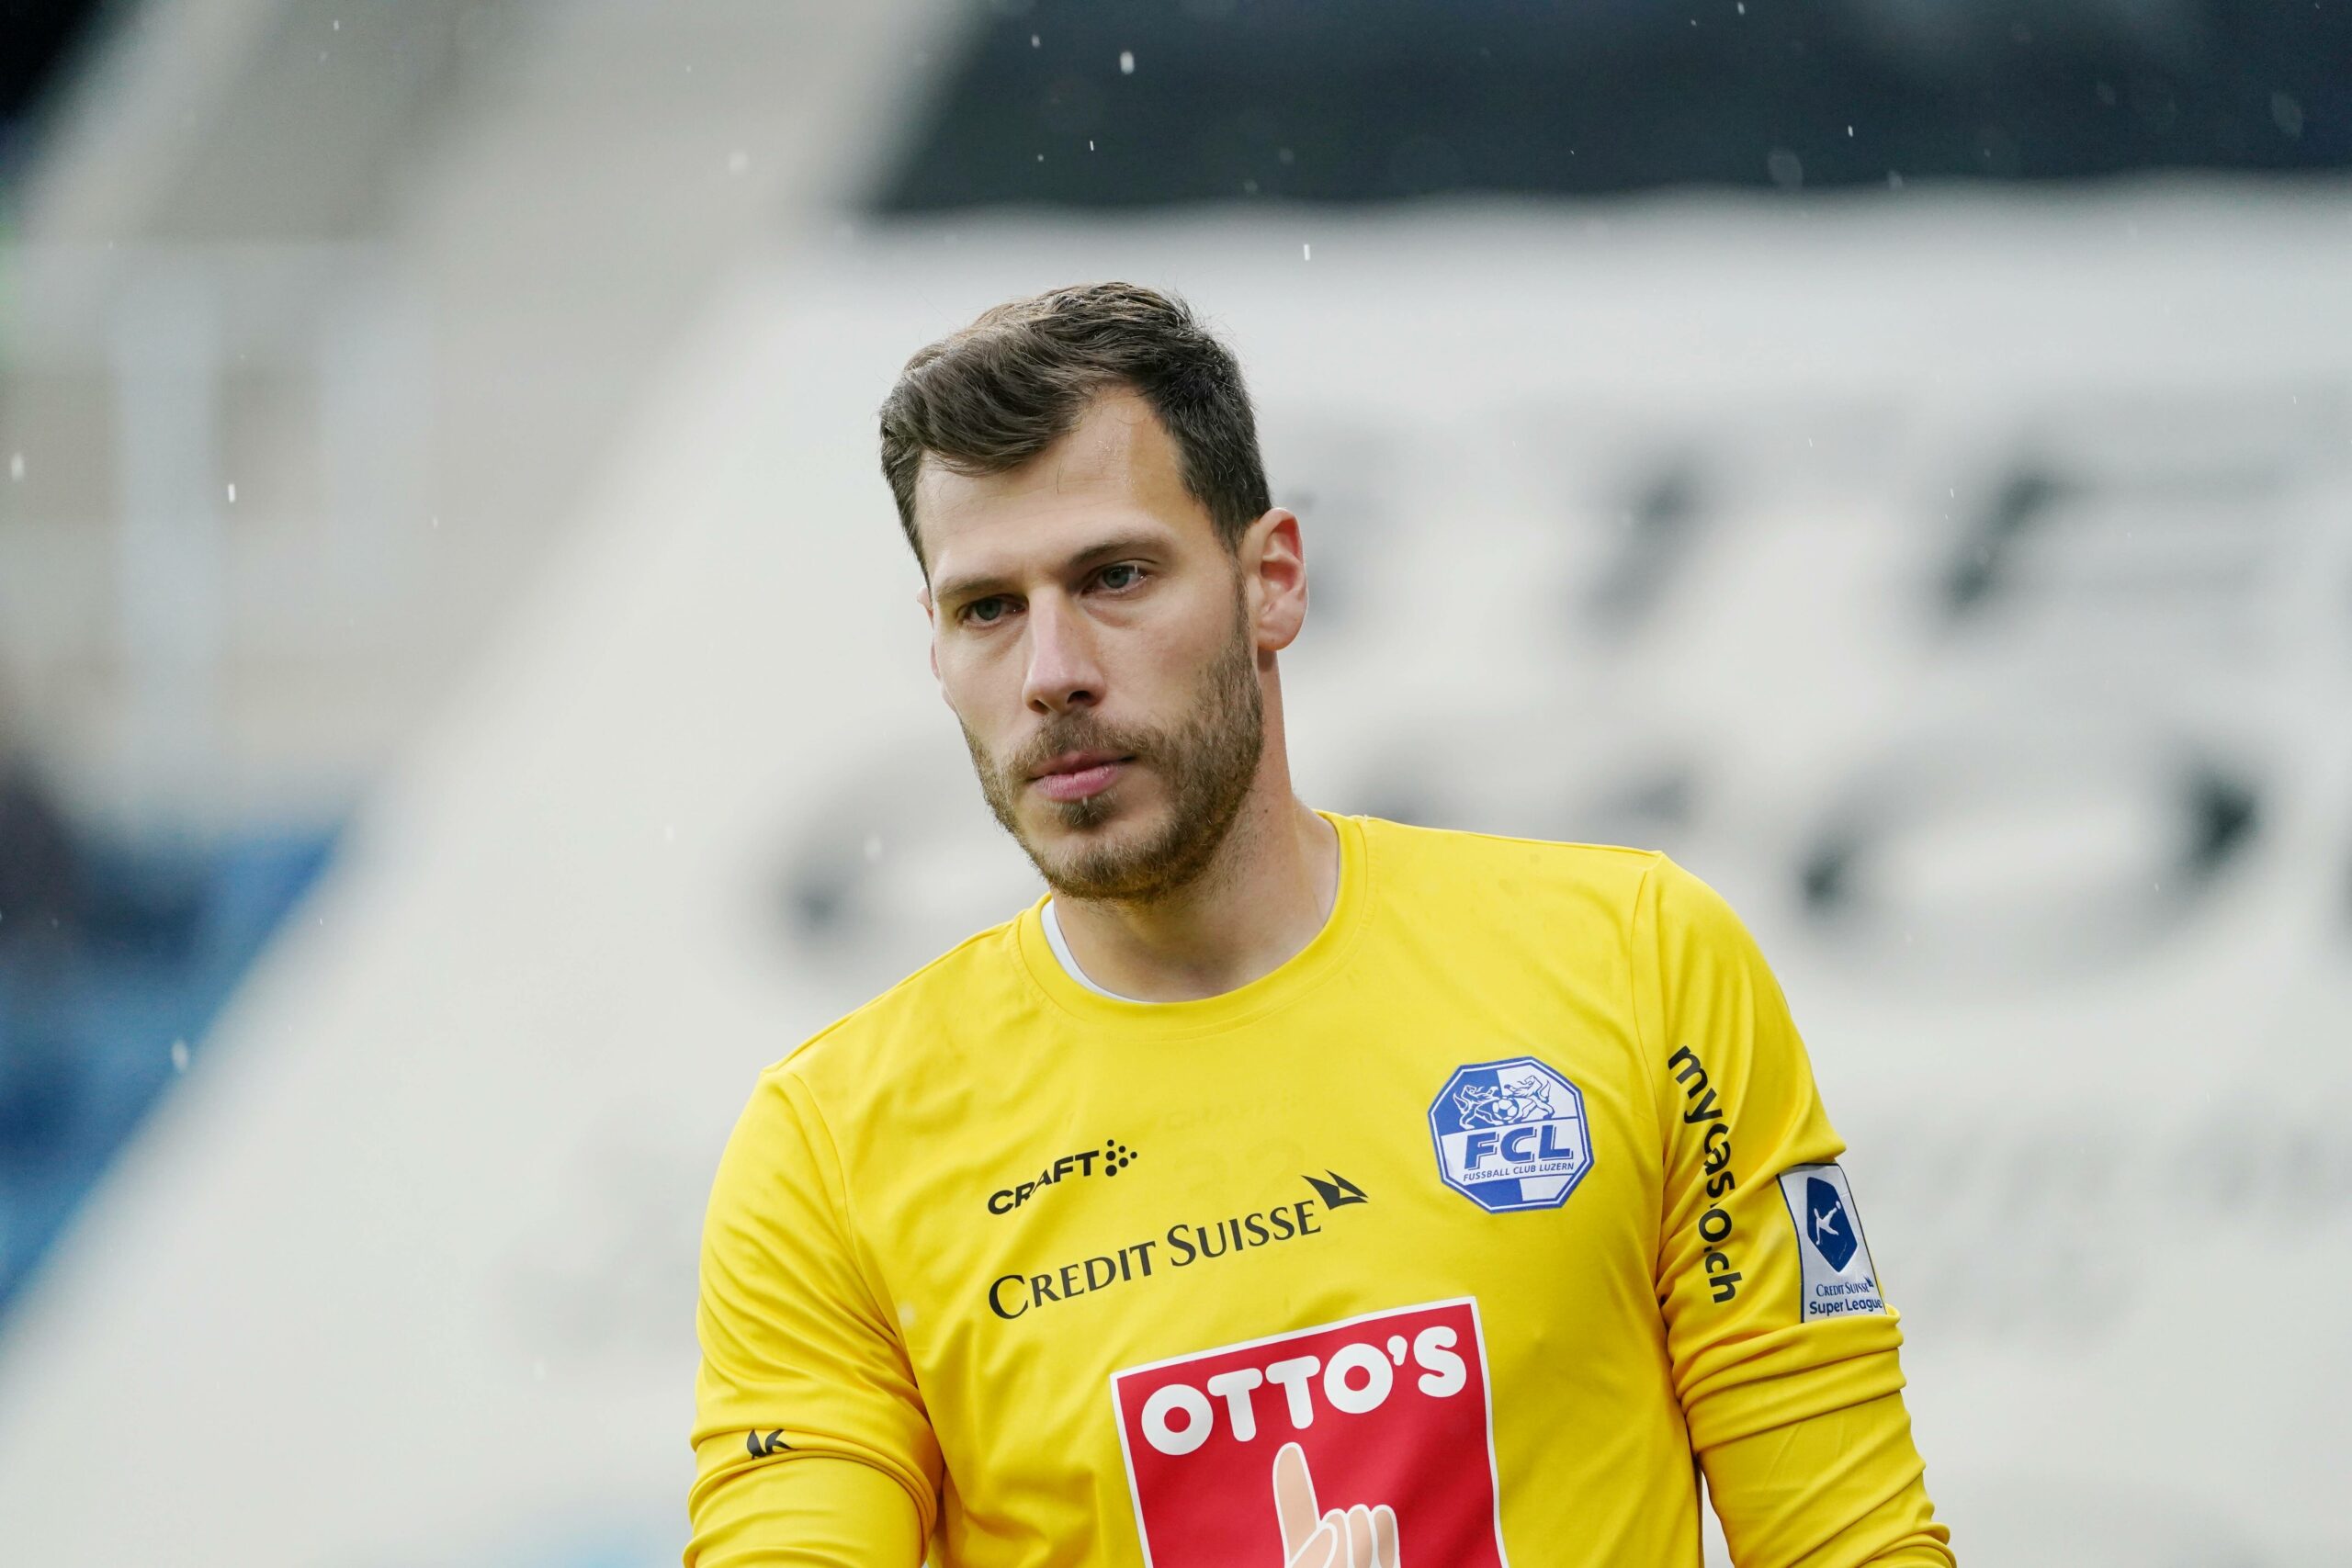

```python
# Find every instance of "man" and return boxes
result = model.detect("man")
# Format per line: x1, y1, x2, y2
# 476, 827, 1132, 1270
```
687, 282, 1952, 1567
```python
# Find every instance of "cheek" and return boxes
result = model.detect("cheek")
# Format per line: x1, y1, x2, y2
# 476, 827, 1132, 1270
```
1164, 593, 1243, 677
936, 640, 1018, 723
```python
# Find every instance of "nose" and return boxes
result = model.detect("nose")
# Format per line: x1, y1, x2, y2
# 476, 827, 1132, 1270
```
1021, 594, 1103, 716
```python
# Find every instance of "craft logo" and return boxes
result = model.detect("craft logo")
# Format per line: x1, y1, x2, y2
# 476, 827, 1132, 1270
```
1775, 1162, 1886, 1321
1112, 1299, 1509, 1568
988, 1137, 1139, 1214
1427, 1057, 1593, 1213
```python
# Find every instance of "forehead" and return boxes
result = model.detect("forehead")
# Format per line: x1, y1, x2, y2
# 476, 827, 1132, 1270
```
913, 389, 1209, 577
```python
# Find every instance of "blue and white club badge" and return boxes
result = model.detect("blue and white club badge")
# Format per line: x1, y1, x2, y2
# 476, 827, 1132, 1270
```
1428, 1057, 1594, 1213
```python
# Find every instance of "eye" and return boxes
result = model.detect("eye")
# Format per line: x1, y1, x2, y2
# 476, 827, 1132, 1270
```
1094, 562, 1145, 592
961, 595, 1013, 626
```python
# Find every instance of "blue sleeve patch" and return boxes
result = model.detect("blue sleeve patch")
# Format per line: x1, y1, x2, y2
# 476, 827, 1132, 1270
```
1776, 1163, 1887, 1321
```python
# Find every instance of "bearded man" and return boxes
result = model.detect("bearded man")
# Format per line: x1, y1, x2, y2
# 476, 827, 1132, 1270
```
685, 283, 1953, 1568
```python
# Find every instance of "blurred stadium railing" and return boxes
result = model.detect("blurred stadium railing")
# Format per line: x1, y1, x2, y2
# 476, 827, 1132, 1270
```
1, 3, 2347, 1566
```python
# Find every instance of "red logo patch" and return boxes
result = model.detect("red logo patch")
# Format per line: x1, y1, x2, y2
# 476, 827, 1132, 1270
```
1111, 1299, 1508, 1568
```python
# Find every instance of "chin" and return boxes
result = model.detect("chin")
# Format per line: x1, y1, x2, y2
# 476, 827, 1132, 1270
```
1025, 796, 1162, 875
1035, 788, 1146, 840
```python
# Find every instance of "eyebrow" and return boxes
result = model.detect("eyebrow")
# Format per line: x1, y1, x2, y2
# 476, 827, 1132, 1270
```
932, 533, 1167, 610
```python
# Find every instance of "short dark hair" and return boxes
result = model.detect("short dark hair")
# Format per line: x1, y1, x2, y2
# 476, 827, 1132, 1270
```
877, 281, 1272, 570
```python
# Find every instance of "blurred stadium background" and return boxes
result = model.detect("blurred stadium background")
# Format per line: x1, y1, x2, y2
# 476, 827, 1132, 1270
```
2, 1, 2348, 1563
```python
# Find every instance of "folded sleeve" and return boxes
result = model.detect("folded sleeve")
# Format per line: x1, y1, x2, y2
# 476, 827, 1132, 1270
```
685, 1065, 941, 1567
1703, 1393, 1951, 1567
1635, 857, 1952, 1566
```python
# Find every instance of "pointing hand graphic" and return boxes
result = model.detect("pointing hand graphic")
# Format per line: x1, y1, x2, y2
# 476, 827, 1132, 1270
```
1272, 1441, 1401, 1568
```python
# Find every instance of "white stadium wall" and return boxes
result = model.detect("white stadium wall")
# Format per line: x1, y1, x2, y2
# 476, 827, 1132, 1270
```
0, 189, 2347, 1565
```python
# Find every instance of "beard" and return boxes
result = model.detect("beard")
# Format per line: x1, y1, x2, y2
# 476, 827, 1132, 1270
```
960, 588, 1265, 905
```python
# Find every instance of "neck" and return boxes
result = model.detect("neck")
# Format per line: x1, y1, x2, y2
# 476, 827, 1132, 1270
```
1049, 779, 1340, 1004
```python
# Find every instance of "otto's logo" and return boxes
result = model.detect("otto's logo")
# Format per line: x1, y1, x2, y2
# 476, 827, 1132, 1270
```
1428, 1056, 1592, 1213
1111, 1299, 1507, 1568
988, 1137, 1138, 1214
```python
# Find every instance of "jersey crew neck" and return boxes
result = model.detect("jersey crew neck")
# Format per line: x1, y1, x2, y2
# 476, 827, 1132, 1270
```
1039, 899, 1144, 1001
1012, 809, 1371, 1035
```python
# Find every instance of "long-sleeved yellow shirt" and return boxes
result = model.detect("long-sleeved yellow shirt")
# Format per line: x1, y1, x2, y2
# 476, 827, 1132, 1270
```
688, 813, 1952, 1567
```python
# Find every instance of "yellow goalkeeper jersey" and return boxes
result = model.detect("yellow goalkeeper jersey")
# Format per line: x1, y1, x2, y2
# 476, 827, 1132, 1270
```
688, 814, 1951, 1567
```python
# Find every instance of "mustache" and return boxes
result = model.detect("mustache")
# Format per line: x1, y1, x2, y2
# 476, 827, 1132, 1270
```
1004, 716, 1154, 779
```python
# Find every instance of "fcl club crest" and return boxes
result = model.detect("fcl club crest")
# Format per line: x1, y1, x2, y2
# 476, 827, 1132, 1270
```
1427, 1057, 1593, 1213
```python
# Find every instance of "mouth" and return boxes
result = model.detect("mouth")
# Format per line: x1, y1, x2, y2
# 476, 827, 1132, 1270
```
1030, 749, 1135, 804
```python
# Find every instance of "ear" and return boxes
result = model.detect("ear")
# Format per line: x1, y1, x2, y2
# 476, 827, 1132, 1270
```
1243, 508, 1307, 653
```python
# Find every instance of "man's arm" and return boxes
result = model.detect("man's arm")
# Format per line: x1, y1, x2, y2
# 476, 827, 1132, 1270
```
685, 1066, 940, 1568
1635, 857, 1953, 1568
1702, 1394, 1949, 1566
686, 1454, 924, 1568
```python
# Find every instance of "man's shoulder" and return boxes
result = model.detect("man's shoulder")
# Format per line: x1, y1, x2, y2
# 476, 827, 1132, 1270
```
1355, 819, 1754, 955
1355, 814, 1668, 912
765, 908, 1037, 1103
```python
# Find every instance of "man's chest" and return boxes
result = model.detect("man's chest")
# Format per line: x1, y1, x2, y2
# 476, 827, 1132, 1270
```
858, 992, 1679, 1560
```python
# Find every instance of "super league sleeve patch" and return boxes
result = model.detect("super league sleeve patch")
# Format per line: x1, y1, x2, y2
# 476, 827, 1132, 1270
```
1775, 1163, 1887, 1322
